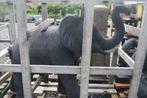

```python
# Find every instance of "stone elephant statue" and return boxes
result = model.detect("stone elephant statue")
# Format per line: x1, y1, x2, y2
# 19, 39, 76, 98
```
9, 6, 130, 98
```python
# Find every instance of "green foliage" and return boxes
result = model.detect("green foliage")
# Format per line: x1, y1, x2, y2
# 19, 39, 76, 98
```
27, 3, 81, 18
0, 6, 8, 14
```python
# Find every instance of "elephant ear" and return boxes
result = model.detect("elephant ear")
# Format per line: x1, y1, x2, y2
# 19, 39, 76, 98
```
59, 16, 83, 57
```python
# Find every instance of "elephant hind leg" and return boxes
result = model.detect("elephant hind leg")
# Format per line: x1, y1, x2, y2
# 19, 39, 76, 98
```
11, 73, 24, 98
58, 74, 80, 98
58, 78, 67, 95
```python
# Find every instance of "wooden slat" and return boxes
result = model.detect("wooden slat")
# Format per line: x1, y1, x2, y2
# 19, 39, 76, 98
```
15, 0, 32, 98
0, 64, 21, 72
34, 86, 117, 94
0, 47, 9, 60
89, 84, 113, 88
31, 65, 80, 74
0, 23, 9, 31
114, 82, 129, 89
118, 47, 134, 67
128, 1, 147, 98
32, 75, 44, 91
0, 64, 132, 76
0, 39, 11, 43
33, 80, 113, 89
80, 0, 95, 97
88, 88, 117, 94
41, 2, 48, 21
125, 24, 140, 37
90, 66, 132, 76
0, 72, 11, 85
7, 1, 17, 43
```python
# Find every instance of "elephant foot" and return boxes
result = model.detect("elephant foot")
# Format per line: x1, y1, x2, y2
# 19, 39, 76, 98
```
57, 93, 67, 98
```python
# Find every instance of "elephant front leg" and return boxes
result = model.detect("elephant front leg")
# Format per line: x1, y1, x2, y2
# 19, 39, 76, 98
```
58, 74, 80, 98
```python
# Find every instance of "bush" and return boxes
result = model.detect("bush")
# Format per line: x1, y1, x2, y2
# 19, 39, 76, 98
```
0, 5, 8, 14
27, 3, 81, 18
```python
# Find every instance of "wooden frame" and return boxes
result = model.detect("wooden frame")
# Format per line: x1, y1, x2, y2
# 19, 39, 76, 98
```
125, 24, 140, 37
0, 47, 9, 60
118, 47, 134, 67
128, 0, 147, 98
0, 0, 147, 98
7, 1, 16, 43
15, 1, 32, 98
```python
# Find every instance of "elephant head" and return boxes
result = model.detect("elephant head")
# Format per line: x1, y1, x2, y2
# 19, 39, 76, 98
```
59, 6, 131, 57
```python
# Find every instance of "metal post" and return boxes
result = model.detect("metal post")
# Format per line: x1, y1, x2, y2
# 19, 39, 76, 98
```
128, 1, 147, 98
7, 0, 16, 44
41, 2, 48, 21
15, 0, 32, 98
80, 0, 95, 98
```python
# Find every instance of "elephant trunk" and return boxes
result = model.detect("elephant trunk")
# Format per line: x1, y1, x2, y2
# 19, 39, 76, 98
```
93, 6, 131, 51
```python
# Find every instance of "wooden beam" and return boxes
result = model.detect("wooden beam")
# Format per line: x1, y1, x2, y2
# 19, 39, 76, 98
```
0, 39, 11, 43
15, 0, 32, 98
32, 75, 44, 91
80, 0, 95, 97
41, 2, 48, 21
34, 85, 116, 95
0, 47, 9, 60
125, 24, 140, 37
118, 47, 134, 67
114, 82, 129, 89
7, 1, 17, 43
0, 64, 21, 72
0, 72, 11, 85
128, 0, 147, 98
0, 64, 132, 76
0, 23, 9, 31
88, 88, 117, 94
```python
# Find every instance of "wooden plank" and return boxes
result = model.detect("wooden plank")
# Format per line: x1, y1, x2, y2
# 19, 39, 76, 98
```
0, 72, 11, 85
32, 75, 44, 91
15, 0, 32, 98
31, 65, 80, 74
0, 83, 10, 98
34, 85, 116, 94
34, 81, 114, 89
0, 83, 7, 89
88, 88, 117, 94
128, 1, 147, 98
114, 82, 129, 89
90, 66, 132, 76
89, 84, 113, 88
7, 1, 17, 44
0, 64, 21, 72
118, 47, 134, 67
125, 24, 140, 37
0, 23, 9, 31
0, 39, 11, 43
0, 47, 9, 60
41, 2, 48, 21
0, 64, 132, 75
80, 0, 95, 98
